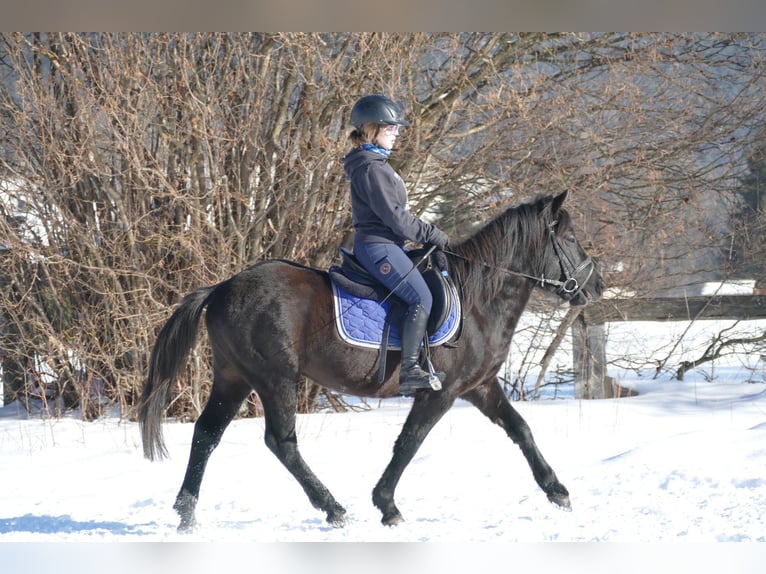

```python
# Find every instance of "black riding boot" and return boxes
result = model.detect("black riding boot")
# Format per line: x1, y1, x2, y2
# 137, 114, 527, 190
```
398, 304, 436, 396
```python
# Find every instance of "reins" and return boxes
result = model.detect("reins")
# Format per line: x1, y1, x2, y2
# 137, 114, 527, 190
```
376, 244, 437, 307
442, 225, 594, 299
272, 223, 593, 363
444, 248, 565, 288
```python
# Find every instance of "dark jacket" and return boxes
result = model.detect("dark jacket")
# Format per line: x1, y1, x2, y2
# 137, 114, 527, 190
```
343, 148, 447, 247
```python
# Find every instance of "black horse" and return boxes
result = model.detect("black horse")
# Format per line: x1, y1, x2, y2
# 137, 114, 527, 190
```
139, 190, 604, 532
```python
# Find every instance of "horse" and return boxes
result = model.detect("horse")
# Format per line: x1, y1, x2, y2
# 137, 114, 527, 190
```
138, 190, 604, 532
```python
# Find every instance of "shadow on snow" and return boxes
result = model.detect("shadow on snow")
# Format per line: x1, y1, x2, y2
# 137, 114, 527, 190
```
0, 514, 155, 536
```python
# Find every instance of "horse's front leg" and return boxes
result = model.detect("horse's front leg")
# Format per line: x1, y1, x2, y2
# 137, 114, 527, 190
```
462, 378, 571, 510
372, 391, 456, 525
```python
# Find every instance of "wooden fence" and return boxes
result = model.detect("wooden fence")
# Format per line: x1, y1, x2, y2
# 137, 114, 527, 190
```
572, 294, 766, 399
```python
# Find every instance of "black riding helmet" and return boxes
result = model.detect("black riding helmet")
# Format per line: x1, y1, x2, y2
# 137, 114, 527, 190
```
350, 94, 410, 130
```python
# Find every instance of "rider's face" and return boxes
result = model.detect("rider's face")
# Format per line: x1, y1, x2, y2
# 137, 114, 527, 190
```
375, 124, 400, 150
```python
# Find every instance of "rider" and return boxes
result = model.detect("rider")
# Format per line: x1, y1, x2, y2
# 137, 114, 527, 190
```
343, 94, 450, 396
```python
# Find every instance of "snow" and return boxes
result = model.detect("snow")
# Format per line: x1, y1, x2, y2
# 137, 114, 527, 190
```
1, 321, 765, 572
2, 376, 765, 545
699, 279, 755, 296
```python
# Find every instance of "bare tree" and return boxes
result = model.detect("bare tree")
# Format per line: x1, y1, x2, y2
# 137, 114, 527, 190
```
1, 32, 765, 417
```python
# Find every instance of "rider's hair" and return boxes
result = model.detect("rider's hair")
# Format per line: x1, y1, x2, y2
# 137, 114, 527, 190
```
348, 123, 381, 148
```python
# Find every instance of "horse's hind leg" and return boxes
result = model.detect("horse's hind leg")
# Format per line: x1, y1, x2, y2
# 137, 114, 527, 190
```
372, 391, 456, 525
259, 388, 347, 526
174, 375, 251, 532
462, 378, 571, 510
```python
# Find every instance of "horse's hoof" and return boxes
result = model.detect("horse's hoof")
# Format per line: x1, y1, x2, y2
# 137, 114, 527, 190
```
545, 481, 571, 511
173, 490, 199, 532
176, 517, 198, 533
327, 509, 347, 527
548, 492, 572, 511
381, 512, 404, 526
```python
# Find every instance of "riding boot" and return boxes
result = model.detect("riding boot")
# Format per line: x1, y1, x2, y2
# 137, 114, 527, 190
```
398, 304, 437, 396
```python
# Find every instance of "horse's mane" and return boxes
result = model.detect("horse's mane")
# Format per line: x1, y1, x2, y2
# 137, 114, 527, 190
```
448, 194, 559, 309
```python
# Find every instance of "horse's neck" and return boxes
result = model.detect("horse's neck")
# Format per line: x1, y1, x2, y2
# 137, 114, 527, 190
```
460, 275, 533, 367
497, 275, 534, 321
473, 276, 534, 338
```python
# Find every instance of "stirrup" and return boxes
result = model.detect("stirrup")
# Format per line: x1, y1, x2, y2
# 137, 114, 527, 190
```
398, 381, 432, 396
425, 358, 445, 391
399, 364, 443, 396
398, 366, 432, 396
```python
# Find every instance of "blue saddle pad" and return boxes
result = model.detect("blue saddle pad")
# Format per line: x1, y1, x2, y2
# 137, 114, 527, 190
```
330, 280, 461, 350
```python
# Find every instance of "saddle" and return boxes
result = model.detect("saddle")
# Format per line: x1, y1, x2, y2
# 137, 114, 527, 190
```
328, 247, 462, 382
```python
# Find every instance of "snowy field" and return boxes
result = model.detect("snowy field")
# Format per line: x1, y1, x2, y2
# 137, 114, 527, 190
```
1, 319, 765, 572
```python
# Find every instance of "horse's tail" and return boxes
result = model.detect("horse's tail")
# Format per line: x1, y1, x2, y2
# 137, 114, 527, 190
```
139, 285, 215, 461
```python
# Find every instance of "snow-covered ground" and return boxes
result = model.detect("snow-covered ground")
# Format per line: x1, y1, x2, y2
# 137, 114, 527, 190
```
1, 320, 764, 571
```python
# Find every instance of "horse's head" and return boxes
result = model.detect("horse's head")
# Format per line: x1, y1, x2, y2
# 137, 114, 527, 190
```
537, 191, 604, 306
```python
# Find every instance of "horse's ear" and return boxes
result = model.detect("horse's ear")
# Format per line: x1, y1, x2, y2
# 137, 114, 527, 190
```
552, 190, 569, 213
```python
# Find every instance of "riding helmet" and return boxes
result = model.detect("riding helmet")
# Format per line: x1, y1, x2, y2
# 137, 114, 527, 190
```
350, 95, 410, 130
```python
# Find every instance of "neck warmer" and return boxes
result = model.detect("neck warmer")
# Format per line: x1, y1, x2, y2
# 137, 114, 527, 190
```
360, 143, 391, 158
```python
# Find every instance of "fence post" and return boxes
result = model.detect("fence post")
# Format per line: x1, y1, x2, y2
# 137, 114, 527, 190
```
572, 314, 611, 399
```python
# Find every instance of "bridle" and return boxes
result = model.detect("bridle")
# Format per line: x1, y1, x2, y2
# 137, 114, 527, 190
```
444, 221, 595, 301
545, 222, 595, 300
